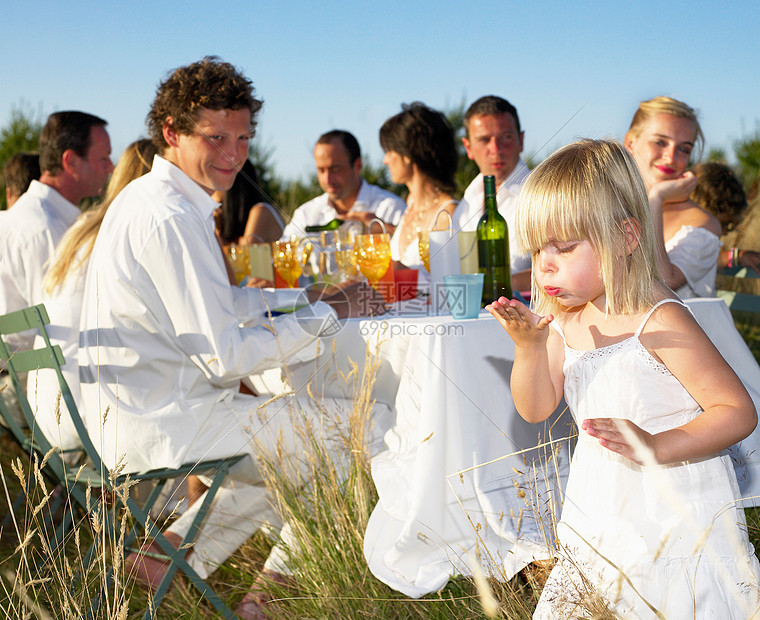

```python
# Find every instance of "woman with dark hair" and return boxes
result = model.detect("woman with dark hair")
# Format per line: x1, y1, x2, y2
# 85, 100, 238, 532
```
213, 159, 284, 246
380, 102, 459, 269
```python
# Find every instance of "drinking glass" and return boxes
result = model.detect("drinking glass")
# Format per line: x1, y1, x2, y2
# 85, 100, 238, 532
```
335, 227, 358, 281
444, 273, 485, 320
227, 243, 250, 284
335, 247, 358, 279
247, 242, 275, 282
272, 239, 308, 288
354, 233, 391, 289
315, 230, 340, 281
418, 230, 431, 272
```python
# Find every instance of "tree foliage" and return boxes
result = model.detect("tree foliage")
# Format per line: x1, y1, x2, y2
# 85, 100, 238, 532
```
705, 147, 728, 163
0, 103, 44, 210
446, 99, 479, 198
734, 130, 760, 196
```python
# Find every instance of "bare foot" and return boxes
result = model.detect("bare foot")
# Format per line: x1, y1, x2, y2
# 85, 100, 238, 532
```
186, 475, 208, 508
235, 570, 292, 619
125, 531, 184, 593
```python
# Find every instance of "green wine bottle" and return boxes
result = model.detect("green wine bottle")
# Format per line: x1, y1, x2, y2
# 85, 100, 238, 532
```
477, 175, 511, 305
305, 218, 345, 233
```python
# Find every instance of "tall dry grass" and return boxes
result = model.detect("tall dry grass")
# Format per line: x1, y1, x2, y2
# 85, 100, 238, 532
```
245, 339, 546, 619
0, 446, 135, 619
4, 310, 760, 618
0, 336, 547, 618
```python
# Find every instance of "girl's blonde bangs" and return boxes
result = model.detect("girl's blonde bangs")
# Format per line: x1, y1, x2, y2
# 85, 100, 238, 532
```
517, 165, 599, 256
516, 139, 662, 317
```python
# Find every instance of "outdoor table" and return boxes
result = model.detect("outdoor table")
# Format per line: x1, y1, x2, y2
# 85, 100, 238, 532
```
255, 300, 573, 597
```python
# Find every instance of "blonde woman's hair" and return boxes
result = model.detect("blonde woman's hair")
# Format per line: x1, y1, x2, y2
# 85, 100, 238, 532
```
627, 96, 704, 161
44, 139, 158, 293
516, 139, 662, 317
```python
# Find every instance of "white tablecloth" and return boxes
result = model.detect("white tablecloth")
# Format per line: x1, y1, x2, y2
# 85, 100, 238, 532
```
258, 303, 573, 597
360, 310, 573, 598
684, 298, 760, 507
251, 297, 760, 598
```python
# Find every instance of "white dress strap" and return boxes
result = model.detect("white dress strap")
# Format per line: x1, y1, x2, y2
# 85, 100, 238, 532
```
633, 298, 686, 338
550, 319, 566, 342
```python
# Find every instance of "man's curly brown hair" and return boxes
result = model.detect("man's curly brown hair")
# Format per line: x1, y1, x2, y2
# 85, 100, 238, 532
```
146, 56, 262, 149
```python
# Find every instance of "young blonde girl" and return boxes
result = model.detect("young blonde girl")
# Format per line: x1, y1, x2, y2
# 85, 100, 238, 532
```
487, 139, 760, 618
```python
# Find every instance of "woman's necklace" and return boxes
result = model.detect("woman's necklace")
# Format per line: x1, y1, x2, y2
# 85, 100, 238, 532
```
403, 187, 442, 244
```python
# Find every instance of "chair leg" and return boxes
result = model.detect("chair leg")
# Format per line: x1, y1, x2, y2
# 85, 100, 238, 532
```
2, 485, 29, 528
36, 497, 73, 573
127, 466, 238, 619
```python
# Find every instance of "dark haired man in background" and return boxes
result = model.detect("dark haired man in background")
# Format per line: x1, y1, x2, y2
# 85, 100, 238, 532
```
0, 111, 112, 422
282, 129, 405, 237
454, 96, 531, 284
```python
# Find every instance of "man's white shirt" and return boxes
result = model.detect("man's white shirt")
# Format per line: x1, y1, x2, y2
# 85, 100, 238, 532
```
0, 180, 80, 350
282, 179, 405, 238
78, 156, 336, 471
453, 160, 531, 273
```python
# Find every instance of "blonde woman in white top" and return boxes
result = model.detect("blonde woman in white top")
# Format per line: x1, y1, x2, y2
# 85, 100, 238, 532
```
625, 96, 722, 297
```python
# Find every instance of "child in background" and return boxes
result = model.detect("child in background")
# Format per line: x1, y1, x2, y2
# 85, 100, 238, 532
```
487, 139, 760, 618
691, 161, 760, 273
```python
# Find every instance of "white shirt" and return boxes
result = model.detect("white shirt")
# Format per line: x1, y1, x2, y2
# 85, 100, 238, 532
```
79, 156, 337, 471
452, 161, 532, 273
28, 246, 88, 450
0, 180, 80, 350
282, 179, 406, 239
665, 225, 721, 298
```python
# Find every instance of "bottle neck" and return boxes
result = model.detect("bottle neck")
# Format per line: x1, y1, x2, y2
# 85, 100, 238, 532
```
483, 175, 497, 213
305, 218, 344, 233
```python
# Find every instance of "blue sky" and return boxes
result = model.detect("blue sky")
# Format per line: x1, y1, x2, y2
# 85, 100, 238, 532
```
2, 1, 758, 183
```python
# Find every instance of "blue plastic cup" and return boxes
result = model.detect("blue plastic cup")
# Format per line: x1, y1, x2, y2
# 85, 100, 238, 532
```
443, 273, 484, 320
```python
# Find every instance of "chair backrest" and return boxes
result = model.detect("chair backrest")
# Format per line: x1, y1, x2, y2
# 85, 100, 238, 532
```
0, 304, 106, 478
717, 267, 760, 314
717, 290, 760, 314
0, 305, 72, 487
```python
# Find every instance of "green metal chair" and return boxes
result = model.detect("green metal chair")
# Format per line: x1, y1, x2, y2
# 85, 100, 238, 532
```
0, 308, 88, 549
0, 304, 244, 619
717, 266, 760, 314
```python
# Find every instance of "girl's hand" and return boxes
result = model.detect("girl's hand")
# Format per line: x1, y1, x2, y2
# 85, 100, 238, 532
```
486, 296, 554, 346
581, 418, 655, 465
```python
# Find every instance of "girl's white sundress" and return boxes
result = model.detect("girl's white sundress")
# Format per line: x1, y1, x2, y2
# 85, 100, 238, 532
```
534, 299, 760, 619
